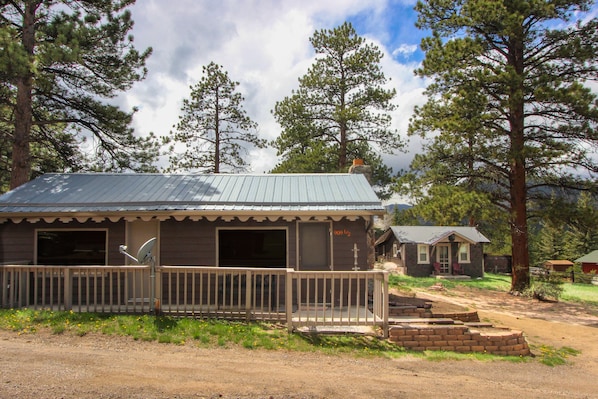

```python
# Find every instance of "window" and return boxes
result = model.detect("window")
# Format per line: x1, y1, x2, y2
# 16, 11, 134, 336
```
36, 230, 107, 265
218, 229, 287, 267
417, 244, 429, 264
459, 243, 471, 263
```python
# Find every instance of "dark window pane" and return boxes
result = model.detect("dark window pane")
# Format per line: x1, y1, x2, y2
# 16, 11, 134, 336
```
219, 230, 286, 267
37, 231, 106, 265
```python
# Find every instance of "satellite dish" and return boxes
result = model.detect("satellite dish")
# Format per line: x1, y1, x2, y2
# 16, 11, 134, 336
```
136, 237, 157, 265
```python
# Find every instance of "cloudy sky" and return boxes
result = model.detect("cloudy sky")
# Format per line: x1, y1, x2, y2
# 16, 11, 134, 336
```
119, 0, 429, 176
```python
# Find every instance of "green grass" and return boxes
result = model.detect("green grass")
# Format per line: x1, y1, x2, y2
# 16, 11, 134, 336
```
0, 308, 409, 357
389, 272, 512, 294
561, 283, 598, 306
532, 345, 581, 366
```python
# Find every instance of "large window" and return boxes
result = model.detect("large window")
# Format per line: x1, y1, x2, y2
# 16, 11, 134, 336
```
36, 230, 107, 265
218, 229, 286, 267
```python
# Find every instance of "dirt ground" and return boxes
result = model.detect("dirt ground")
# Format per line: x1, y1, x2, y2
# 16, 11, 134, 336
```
1, 285, 597, 399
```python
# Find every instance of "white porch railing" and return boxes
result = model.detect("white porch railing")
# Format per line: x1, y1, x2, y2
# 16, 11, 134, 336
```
0, 265, 389, 336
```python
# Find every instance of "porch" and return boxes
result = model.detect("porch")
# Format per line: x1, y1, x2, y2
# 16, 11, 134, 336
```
0, 265, 389, 337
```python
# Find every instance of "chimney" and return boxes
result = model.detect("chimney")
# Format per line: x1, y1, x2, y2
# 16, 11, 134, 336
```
348, 159, 372, 184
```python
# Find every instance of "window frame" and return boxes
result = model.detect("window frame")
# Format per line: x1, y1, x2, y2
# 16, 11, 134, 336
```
34, 228, 109, 265
417, 244, 429, 264
458, 243, 471, 263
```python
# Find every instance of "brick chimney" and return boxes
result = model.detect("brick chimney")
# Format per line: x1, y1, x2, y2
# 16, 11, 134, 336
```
348, 159, 372, 184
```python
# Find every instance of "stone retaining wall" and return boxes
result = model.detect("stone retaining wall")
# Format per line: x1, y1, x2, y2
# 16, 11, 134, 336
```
389, 325, 531, 356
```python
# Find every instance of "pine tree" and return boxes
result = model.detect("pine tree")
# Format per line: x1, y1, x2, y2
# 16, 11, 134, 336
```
272, 22, 401, 196
408, 0, 598, 292
167, 62, 265, 173
1, 1, 156, 190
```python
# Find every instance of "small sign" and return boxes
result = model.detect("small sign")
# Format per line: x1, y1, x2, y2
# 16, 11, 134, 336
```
333, 229, 351, 237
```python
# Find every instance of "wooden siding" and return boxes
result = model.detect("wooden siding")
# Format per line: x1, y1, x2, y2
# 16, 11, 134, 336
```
0, 220, 125, 265
330, 218, 369, 270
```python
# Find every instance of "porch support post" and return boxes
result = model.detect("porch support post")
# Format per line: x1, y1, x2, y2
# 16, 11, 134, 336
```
245, 270, 252, 322
286, 269, 294, 333
382, 271, 389, 338
63, 267, 72, 311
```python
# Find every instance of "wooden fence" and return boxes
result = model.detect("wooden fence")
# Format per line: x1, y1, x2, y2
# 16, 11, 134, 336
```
0, 265, 389, 336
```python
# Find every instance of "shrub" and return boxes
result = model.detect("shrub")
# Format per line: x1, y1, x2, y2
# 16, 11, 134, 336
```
525, 268, 564, 301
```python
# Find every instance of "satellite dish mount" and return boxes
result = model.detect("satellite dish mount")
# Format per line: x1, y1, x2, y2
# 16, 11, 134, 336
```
119, 237, 158, 313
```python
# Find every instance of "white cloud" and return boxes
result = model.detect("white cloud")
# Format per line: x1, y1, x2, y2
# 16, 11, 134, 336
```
123, 0, 428, 173
392, 44, 418, 58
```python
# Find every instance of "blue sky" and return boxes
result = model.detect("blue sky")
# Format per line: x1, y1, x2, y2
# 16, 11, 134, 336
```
121, 0, 428, 178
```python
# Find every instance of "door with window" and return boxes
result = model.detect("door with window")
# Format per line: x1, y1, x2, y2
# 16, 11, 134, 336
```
437, 244, 450, 274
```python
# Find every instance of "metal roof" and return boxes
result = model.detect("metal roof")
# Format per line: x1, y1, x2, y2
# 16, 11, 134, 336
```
378, 226, 491, 245
575, 250, 598, 263
0, 173, 384, 215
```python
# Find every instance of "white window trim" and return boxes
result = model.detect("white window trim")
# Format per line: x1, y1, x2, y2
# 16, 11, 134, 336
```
417, 244, 429, 264
458, 243, 471, 263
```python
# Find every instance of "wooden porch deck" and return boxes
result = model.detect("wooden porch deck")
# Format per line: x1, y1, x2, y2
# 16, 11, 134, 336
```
0, 265, 390, 336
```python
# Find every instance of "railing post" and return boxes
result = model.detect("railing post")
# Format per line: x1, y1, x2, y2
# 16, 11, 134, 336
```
245, 270, 252, 321
286, 269, 294, 333
154, 265, 162, 313
63, 267, 72, 311
382, 271, 389, 338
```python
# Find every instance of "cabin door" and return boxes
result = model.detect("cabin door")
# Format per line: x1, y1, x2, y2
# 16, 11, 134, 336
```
298, 222, 331, 271
437, 244, 450, 274
126, 220, 159, 304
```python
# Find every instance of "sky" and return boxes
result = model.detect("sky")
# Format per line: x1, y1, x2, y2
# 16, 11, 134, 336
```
119, 0, 429, 178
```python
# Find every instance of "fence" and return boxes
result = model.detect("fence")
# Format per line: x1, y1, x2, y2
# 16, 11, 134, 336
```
0, 265, 389, 336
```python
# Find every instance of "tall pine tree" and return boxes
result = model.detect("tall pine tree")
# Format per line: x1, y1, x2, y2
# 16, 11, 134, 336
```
272, 22, 401, 197
167, 62, 265, 173
408, 0, 598, 292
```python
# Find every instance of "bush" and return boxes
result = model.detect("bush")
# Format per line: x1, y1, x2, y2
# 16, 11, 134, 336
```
567, 264, 596, 284
525, 268, 564, 301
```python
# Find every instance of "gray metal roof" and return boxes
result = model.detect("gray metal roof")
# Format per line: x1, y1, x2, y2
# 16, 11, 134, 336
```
0, 173, 384, 215
575, 250, 598, 263
379, 226, 491, 245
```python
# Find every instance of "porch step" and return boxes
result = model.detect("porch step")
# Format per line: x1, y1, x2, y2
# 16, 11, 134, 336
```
389, 317, 459, 325
464, 322, 494, 328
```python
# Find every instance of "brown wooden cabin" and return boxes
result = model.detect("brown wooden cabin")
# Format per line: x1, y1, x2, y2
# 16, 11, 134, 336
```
0, 172, 385, 312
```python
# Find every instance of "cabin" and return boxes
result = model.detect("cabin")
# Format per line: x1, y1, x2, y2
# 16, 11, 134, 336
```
574, 250, 598, 274
543, 260, 574, 273
0, 172, 390, 332
375, 226, 490, 278
0, 172, 384, 269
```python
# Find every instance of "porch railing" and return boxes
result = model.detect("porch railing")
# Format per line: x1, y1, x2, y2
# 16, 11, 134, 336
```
0, 265, 389, 336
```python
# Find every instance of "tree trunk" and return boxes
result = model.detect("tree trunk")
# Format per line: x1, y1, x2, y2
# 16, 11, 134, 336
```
510, 155, 530, 292
10, 1, 38, 189
508, 27, 530, 293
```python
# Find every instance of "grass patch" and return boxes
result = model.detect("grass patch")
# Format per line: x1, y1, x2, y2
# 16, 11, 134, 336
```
389, 272, 512, 294
561, 283, 598, 306
532, 344, 580, 366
